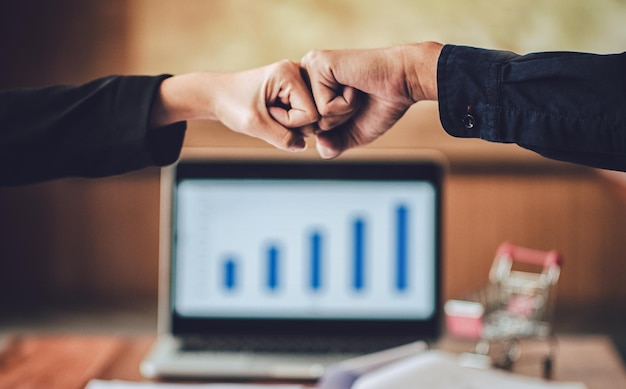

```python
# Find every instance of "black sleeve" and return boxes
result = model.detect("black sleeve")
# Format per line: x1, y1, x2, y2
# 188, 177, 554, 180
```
0, 75, 186, 186
437, 44, 626, 171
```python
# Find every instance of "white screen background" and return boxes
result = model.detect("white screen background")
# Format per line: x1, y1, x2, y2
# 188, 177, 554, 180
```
174, 179, 436, 320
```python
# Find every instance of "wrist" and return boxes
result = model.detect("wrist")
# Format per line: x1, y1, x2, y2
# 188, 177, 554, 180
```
149, 72, 215, 128
401, 41, 443, 103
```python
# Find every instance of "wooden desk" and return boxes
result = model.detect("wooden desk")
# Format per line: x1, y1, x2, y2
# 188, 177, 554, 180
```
436, 335, 626, 388
0, 335, 624, 389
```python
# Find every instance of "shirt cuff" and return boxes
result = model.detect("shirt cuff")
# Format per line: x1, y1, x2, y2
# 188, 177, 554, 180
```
146, 121, 186, 166
143, 75, 186, 166
436, 44, 518, 143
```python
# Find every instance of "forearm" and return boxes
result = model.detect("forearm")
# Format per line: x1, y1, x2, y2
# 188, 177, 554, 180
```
400, 41, 442, 102
149, 72, 219, 128
437, 44, 626, 171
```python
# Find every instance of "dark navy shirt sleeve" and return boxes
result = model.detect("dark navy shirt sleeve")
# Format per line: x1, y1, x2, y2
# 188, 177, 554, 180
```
0, 75, 186, 185
437, 44, 626, 171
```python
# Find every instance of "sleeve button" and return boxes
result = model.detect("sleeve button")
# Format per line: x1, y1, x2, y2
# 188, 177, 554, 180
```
462, 113, 475, 129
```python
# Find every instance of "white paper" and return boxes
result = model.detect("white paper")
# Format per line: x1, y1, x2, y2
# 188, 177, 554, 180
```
85, 381, 304, 389
318, 341, 428, 389
352, 351, 587, 389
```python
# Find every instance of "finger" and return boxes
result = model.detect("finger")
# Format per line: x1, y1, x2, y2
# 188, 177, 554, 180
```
314, 127, 354, 159
314, 109, 382, 159
259, 105, 308, 151
315, 134, 344, 159
288, 92, 320, 126
268, 63, 319, 129
297, 123, 319, 137
268, 100, 318, 130
316, 86, 361, 131
261, 118, 307, 152
302, 57, 358, 129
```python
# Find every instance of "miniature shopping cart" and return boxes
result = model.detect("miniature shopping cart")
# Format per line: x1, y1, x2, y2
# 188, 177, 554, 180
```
444, 242, 562, 378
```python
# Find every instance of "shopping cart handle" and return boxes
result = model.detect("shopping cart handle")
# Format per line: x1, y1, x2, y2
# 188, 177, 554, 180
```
496, 242, 562, 268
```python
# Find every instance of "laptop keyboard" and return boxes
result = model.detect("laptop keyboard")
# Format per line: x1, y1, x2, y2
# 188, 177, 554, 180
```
180, 334, 419, 355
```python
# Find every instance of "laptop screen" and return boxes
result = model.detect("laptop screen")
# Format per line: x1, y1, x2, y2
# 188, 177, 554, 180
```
169, 159, 443, 338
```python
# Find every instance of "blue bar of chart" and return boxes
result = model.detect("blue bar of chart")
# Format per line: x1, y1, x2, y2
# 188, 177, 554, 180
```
310, 231, 322, 291
224, 258, 237, 291
352, 218, 366, 291
267, 245, 280, 290
396, 205, 408, 292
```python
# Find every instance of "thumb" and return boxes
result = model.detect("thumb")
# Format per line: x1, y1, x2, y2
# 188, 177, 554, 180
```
267, 61, 319, 129
314, 128, 351, 159
261, 115, 308, 151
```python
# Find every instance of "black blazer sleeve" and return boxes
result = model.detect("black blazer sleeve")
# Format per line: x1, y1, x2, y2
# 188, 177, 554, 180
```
0, 75, 186, 186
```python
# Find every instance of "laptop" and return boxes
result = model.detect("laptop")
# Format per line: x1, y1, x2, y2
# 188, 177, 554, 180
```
141, 150, 444, 380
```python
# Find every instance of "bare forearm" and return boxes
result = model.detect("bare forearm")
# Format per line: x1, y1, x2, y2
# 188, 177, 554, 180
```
149, 72, 217, 128
400, 41, 443, 103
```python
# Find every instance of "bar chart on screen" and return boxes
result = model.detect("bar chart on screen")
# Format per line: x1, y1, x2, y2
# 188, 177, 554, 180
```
218, 204, 411, 294
175, 179, 437, 319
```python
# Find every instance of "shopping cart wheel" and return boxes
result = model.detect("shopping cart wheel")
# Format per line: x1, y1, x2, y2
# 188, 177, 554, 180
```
496, 355, 514, 371
543, 355, 553, 380
494, 340, 520, 371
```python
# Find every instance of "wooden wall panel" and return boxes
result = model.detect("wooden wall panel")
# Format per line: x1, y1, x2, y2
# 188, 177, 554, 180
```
443, 172, 626, 309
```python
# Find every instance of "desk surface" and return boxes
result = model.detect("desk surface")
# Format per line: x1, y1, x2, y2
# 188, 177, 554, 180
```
0, 334, 624, 389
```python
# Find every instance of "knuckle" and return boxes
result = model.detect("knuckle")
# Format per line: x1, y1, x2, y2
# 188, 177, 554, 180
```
272, 59, 295, 74
277, 58, 295, 68
317, 104, 335, 118
301, 49, 325, 66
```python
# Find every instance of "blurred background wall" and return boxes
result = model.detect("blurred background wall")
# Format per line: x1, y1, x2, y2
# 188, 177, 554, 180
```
1, 0, 626, 323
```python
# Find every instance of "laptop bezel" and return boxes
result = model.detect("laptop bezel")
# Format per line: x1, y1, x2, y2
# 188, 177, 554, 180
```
159, 157, 444, 341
